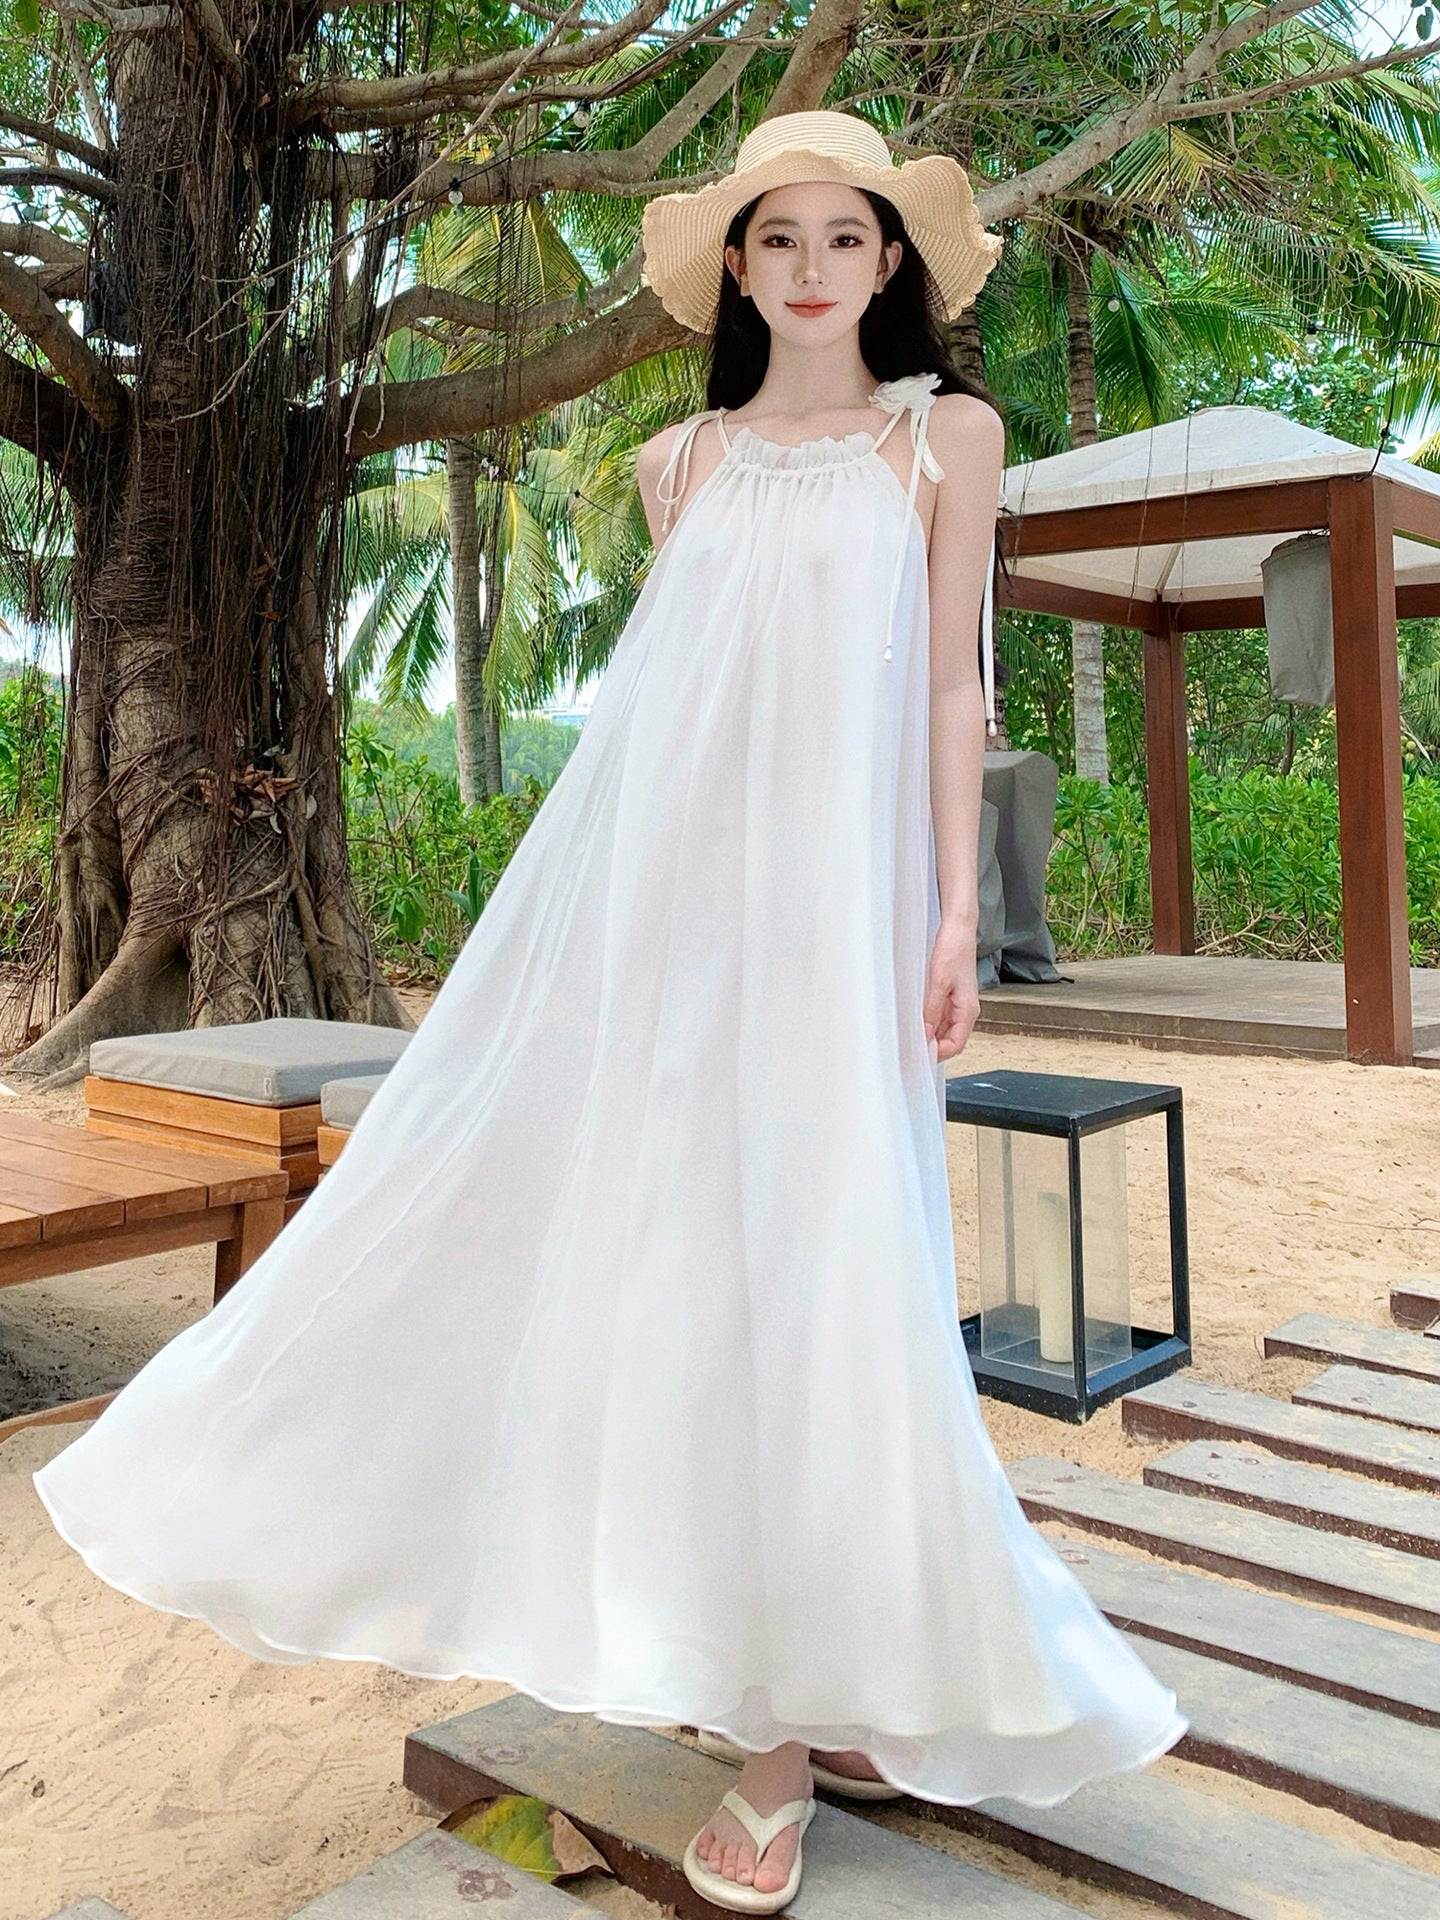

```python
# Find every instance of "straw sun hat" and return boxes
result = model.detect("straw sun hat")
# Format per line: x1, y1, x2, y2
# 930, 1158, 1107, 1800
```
641, 110, 1002, 335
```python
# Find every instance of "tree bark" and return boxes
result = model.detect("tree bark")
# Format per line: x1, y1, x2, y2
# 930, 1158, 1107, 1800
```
11, 27, 410, 1077
1065, 249, 1109, 786
446, 439, 488, 806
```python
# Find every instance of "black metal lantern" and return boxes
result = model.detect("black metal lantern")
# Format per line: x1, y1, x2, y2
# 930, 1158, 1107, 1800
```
945, 1069, 1192, 1422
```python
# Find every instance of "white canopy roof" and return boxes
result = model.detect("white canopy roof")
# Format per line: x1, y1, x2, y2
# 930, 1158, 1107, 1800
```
1002, 405, 1440, 606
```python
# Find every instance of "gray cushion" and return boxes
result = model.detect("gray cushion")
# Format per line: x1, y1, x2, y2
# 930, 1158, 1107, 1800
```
320, 1073, 390, 1128
89, 1017, 412, 1107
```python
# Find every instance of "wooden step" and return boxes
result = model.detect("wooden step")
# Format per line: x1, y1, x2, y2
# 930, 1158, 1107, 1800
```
937, 1766, 1440, 1920
1008, 1456, 1440, 1628
1264, 1312, 1440, 1383
1127, 1633, 1440, 1843
1295, 1363, 1440, 1435
1121, 1375, 1440, 1492
405, 1692, 1093, 1917
286, 1829, 586, 1916
1391, 1282, 1440, 1330
1055, 1537, 1440, 1725
1144, 1440, 1440, 1558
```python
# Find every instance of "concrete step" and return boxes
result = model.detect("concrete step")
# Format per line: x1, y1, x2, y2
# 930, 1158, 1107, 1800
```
1295, 1363, 1440, 1436
41, 1906, 132, 1920
1129, 1632, 1440, 1844
1009, 1455, 1440, 1628
406, 1692, 1440, 1920
1264, 1312, 1440, 1383
1056, 1535, 1440, 1725
1389, 1282, 1440, 1330
1144, 1437, 1440, 1558
405, 1692, 1096, 1917
1121, 1375, 1440, 1492
285, 1828, 587, 1917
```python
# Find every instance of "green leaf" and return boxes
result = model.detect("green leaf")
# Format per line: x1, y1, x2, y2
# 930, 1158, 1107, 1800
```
448, 1794, 563, 1881
15, 0, 40, 32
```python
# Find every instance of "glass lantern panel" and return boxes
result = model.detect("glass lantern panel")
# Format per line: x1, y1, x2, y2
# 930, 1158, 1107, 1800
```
976, 1127, 1132, 1376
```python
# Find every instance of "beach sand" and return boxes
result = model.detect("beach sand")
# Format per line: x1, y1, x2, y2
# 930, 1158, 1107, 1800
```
3, 1024, 1438, 1919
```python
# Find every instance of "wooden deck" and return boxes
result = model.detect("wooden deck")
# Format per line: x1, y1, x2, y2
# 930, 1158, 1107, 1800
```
978, 954, 1440, 1063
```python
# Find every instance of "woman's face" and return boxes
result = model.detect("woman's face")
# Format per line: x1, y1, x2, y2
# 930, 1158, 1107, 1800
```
723, 181, 902, 346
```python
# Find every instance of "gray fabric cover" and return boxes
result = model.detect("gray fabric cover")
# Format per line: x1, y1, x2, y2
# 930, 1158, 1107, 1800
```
320, 1072, 390, 1128
975, 798, 1006, 991
89, 1017, 412, 1106
980, 749, 1063, 983
1263, 531, 1335, 707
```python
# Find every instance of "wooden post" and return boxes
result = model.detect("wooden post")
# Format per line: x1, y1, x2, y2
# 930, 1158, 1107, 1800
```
1329, 476, 1411, 1066
1143, 602, 1195, 955
214, 1194, 285, 1303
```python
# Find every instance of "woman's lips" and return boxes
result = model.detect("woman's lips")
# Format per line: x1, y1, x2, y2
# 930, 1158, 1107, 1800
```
787, 301, 836, 315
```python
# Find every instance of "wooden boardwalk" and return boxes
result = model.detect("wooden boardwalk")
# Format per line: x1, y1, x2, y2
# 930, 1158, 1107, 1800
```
977, 953, 1440, 1062
48, 1308, 1440, 1918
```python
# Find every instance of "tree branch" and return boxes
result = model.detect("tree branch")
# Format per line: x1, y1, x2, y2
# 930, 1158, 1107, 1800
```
40, 0, 176, 28
351, 247, 644, 358
323, 0, 756, 130
288, 0, 671, 124
0, 345, 81, 462
763, 0, 863, 119
0, 108, 111, 173
0, 222, 88, 301
0, 164, 119, 204
975, 0, 1330, 224
1165, 32, 1440, 121
347, 286, 696, 456
62, 22, 114, 154
309, 0, 781, 206
0, 251, 125, 428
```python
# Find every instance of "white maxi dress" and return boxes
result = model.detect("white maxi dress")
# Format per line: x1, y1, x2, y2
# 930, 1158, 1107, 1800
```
34, 372, 1187, 1806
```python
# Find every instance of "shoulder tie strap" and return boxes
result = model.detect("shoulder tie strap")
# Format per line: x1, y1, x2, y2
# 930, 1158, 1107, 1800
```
881, 398, 944, 666
656, 409, 724, 534
880, 398, 1002, 738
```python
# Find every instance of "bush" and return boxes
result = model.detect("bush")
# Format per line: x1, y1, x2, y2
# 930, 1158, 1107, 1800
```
1047, 769, 1440, 965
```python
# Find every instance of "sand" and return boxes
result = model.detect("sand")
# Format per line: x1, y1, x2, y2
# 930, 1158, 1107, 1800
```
3, 1024, 1439, 1919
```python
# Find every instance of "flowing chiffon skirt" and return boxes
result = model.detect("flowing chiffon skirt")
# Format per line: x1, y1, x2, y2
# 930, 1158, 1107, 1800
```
34, 390, 1187, 1805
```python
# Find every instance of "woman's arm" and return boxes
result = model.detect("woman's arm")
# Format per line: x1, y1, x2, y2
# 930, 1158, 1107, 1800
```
921, 393, 1006, 1061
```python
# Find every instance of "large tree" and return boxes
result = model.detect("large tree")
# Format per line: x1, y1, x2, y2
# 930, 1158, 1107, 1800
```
3, 0, 1437, 1073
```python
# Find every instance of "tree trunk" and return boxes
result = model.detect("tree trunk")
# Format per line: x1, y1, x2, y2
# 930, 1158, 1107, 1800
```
446, 437, 507, 804
1065, 250, 1109, 786
447, 438, 489, 806
12, 28, 409, 1077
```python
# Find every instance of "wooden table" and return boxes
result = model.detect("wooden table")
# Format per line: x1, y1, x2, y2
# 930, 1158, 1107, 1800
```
0, 1112, 288, 1443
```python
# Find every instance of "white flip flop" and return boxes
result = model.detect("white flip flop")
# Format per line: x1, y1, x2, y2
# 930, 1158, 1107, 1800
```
682, 1784, 816, 1915
698, 1728, 904, 1802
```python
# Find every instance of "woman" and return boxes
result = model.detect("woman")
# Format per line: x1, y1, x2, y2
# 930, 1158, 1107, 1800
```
33, 109, 1186, 1919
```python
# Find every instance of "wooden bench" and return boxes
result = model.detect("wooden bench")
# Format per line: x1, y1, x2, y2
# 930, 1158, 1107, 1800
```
0, 1112, 287, 1441
84, 1017, 409, 1218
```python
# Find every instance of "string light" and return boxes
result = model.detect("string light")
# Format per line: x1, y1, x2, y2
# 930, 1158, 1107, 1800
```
447, 177, 464, 207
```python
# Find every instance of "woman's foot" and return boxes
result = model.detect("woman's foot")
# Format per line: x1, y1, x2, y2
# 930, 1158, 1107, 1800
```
811, 1746, 886, 1784
692, 1741, 813, 1894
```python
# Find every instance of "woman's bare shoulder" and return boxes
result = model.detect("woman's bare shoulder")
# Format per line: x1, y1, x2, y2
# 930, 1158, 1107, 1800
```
927, 391, 1005, 466
635, 417, 690, 490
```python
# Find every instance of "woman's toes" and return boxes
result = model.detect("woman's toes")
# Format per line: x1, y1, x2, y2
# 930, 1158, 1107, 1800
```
754, 1844, 786, 1894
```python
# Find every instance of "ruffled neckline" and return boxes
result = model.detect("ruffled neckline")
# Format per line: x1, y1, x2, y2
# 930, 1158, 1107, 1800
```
726, 425, 878, 470
720, 372, 944, 470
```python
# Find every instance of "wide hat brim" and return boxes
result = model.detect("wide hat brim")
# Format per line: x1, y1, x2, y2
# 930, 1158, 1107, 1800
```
641, 138, 1003, 336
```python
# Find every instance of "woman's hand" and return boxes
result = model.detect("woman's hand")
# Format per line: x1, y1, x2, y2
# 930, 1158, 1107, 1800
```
924, 921, 981, 1063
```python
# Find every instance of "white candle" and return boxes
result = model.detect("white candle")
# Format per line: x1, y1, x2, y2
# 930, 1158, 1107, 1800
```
1034, 1188, 1074, 1365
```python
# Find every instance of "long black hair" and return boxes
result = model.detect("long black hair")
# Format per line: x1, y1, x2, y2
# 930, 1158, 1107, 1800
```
704, 188, 1001, 422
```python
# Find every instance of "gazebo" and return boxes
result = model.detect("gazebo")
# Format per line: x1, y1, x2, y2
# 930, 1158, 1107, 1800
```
999, 406, 1440, 1067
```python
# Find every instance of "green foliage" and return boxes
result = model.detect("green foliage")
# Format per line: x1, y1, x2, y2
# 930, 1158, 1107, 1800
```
0, 665, 62, 963
342, 718, 544, 978
1048, 769, 1440, 965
